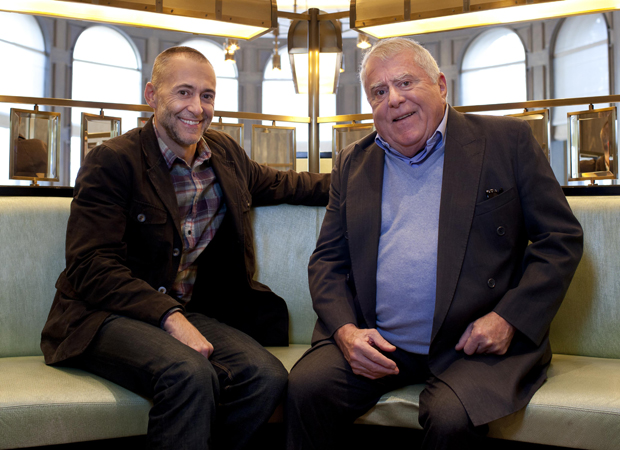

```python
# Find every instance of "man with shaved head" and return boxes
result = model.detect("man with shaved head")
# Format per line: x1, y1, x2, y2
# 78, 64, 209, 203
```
42, 46, 329, 449
286, 37, 583, 449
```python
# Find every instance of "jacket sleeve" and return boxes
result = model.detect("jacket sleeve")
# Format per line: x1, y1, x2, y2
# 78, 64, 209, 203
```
63, 144, 181, 327
227, 134, 330, 206
307, 149, 359, 340
493, 120, 583, 346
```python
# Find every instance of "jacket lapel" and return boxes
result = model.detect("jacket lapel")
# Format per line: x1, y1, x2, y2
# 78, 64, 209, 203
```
432, 107, 485, 341
141, 120, 183, 238
347, 140, 384, 328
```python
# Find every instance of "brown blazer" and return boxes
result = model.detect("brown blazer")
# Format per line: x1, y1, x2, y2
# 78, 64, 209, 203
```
308, 107, 583, 426
41, 120, 330, 365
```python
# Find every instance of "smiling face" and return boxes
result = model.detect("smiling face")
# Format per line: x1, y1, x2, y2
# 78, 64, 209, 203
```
144, 54, 216, 161
364, 51, 447, 158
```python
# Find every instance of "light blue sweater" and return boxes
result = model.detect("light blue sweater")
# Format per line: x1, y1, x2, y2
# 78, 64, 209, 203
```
375, 138, 445, 355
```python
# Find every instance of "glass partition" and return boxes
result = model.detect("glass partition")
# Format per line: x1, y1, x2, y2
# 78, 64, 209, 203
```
9, 108, 60, 183
507, 109, 551, 163
251, 124, 296, 171
568, 107, 616, 183
81, 113, 122, 161
332, 123, 374, 165
210, 122, 244, 147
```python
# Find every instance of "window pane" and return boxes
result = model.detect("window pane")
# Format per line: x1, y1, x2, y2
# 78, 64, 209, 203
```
552, 14, 609, 132
70, 27, 141, 185
462, 28, 525, 70
461, 63, 526, 107
460, 28, 526, 114
73, 26, 139, 69
0, 12, 45, 186
0, 42, 45, 115
182, 39, 239, 115
262, 50, 336, 159
213, 78, 239, 114
182, 39, 237, 78
265, 48, 293, 80
554, 14, 607, 56
0, 11, 44, 51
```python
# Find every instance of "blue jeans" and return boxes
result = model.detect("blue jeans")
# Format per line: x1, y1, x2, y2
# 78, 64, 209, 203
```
73, 313, 287, 449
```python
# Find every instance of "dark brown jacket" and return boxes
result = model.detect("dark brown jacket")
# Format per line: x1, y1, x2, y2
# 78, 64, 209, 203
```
41, 120, 329, 364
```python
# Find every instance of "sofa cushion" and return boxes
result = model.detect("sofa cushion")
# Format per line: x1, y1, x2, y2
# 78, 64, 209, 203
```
355, 354, 620, 450
489, 354, 620, 450
0, 356, 150, 449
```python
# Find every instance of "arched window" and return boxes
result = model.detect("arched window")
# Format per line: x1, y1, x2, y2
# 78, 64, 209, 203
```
182, 38, 238, 115
552, 14, 609, 140
0, 12, 46, 186
263, 49, 336, 170
70, 26, 141, 184
461, 28, 526, 114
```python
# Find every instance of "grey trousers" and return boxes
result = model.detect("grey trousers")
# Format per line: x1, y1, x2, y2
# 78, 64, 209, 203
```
72, 313, 288, 450
286, 341, 487, 450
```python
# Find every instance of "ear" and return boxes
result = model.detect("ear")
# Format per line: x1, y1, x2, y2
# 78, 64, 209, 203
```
144, 82, 157, 109
438, 73, 448, 103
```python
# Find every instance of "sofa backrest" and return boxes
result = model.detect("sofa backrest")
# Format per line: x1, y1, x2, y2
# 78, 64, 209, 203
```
0, 197, 71, 358
251, 205, 325, 345
550, 196, 620, 359
0, 195, 618, 359
0, 197, 325, 357
253, 198, 620, 358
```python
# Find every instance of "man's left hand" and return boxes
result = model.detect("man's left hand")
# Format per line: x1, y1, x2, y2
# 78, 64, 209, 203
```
455, 311, 515, 355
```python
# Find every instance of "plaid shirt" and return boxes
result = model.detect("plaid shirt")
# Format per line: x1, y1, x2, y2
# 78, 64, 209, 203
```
155, 129, 227, 303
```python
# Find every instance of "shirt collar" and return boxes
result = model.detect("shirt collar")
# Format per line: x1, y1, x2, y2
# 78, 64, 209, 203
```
376, 104, 449, 166
153, 121, 211, 170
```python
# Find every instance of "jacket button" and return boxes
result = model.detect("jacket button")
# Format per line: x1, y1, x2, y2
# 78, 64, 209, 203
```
497, 226, 505, 236
172, 248, 180, 257
137, 213, 146, 223
158, 286, 167, 294
487, 278, 496, 288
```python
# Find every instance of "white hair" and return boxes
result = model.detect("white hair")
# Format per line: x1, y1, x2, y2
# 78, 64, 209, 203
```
359, 37, 441, 89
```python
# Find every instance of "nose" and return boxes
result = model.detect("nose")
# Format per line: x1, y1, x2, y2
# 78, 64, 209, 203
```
187, 94, 203, 117
388, 87, 405, 108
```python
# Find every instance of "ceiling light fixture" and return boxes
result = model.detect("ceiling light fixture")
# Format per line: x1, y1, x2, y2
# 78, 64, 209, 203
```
0, 0, 277, 40
272, 27, 282, 71
288, 10, 343, 95
357, 33, 372, 49
351, 0, 620, 38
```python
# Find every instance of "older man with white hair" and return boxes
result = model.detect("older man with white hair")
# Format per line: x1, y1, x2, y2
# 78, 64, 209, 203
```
286, 37, 583, 449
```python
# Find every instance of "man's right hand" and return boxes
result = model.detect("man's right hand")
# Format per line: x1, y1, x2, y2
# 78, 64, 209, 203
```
162, 312, 214, 358
334, 323, 399, 380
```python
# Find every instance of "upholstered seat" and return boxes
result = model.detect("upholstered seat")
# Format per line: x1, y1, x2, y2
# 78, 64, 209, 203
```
1, 196, 619, 449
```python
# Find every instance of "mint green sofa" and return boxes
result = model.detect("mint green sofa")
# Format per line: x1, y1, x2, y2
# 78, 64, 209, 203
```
0, 196, 618, 449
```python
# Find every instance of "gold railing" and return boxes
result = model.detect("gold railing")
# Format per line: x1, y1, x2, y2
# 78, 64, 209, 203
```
2, 94, 619, 174
319, 95, 620, 123
0, 95, 310, 124
3, 93, 617, 126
